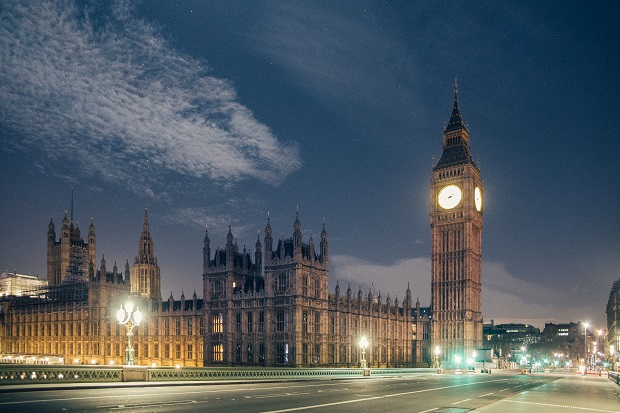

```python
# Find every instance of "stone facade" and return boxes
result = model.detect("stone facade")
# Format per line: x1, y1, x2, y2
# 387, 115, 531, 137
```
0, 209, 415, 367
202, 212, 413, 367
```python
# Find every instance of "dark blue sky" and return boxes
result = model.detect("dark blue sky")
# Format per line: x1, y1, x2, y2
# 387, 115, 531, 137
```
1, 0, 618, 329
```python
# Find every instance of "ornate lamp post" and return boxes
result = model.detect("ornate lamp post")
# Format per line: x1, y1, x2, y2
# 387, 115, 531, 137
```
583, 322, 589, 373
359, 336, 369, 369
116, 302, 142, 366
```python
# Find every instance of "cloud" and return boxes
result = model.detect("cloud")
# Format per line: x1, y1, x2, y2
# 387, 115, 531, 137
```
330, 255, 430, 303
0, 0, 300, 194
329, 255, 603, 329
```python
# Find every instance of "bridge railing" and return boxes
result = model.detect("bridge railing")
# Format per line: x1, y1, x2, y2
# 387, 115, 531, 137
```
0, 365, 122, 384
0, 364, 436, 386
147, 367, 436, 381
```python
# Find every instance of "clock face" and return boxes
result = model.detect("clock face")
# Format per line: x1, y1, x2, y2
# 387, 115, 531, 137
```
474, 187, 482, 211
438, 185, 462, 209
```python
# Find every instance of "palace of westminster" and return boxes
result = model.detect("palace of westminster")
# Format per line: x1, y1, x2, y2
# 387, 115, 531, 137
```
0, 86, 485, 368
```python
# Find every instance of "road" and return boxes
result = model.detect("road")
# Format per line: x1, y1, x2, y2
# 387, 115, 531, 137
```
0, 373, 618, 413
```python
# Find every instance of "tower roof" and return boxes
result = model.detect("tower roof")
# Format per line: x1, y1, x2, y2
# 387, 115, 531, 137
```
434, 81, 477, 171
444, 81, 468, 133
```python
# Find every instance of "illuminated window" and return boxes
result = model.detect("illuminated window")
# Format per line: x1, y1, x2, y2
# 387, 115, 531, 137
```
213, 343, 223, 362
213, 313, 223, 333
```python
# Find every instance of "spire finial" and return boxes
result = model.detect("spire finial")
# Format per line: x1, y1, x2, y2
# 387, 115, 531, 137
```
454, 77, 458, 100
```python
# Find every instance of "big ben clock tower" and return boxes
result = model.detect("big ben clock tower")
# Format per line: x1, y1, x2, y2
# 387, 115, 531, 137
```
430, 82, 483, 365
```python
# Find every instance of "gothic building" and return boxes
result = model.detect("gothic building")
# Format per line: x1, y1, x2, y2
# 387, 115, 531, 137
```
202, 212, 412, 366
430, 83, 484, 365
47, 213, 96, 285
0, 209, 415, 368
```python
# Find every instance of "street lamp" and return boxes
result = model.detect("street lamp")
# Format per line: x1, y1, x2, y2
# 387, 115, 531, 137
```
583, 322, 589, 372
434, 346, 441, 369
116, 302, 142, 365
359, 336, 368, 369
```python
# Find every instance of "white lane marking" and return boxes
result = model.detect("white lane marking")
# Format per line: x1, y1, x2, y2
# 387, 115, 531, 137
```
502, 399, 620, 412
479, 392, 494, 397
419, 409, 438, 413
452, 398, 471, 405
245, 392, 309, 399
0, 382, 357, 406
259, 379, 508, 413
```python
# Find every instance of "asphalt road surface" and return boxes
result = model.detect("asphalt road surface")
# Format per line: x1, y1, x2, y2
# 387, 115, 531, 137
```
0, 373, 618, 413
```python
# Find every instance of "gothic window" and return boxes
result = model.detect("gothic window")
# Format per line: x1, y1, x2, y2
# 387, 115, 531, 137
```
259, 343, 265, 362
314, 278, 320, 299
176, 319, 181, 335
164, 318, 170, 336
199, 318, 205, 335
314, 312, 320, 333
302, 275, 308, 296
212, 313, 223, 333
277, 273, 287, 293
302, 343, 309, 364
187, 318, 193, 336
276, 309, 289, 333
175, 344, 181, 359
235, 343, 242, 362
213, 343, 223, 362
247, 312, 253, 333
276, 342, 289, 363
187, 344, 193, 359
302, 310, 308, 334
258, 311, 265, 333
235, 312, 242, 333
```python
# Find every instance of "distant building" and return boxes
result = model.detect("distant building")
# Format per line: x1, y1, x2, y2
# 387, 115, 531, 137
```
607, 278, 620, 370
0, 272, 47, 297
483, 321, 540, 366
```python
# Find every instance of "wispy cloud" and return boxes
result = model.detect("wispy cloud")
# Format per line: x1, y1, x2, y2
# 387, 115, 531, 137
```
0, 0, 300, 194
330, 255, 603, 328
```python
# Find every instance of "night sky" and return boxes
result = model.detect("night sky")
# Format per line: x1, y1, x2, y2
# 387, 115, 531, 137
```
1, 1, 618, 330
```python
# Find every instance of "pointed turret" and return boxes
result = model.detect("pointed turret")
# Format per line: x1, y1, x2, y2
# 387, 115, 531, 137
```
435, 80, 474, 169
293, 209, 302, 253
264, 212, 273, 265
88, 218, 96, 266
320, 220, 328, 266
203, 225, 211, 273
132, 207, 161, 300
138, 207, 154, 261
444, 80, 468, 134
254, 230, 262, 269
